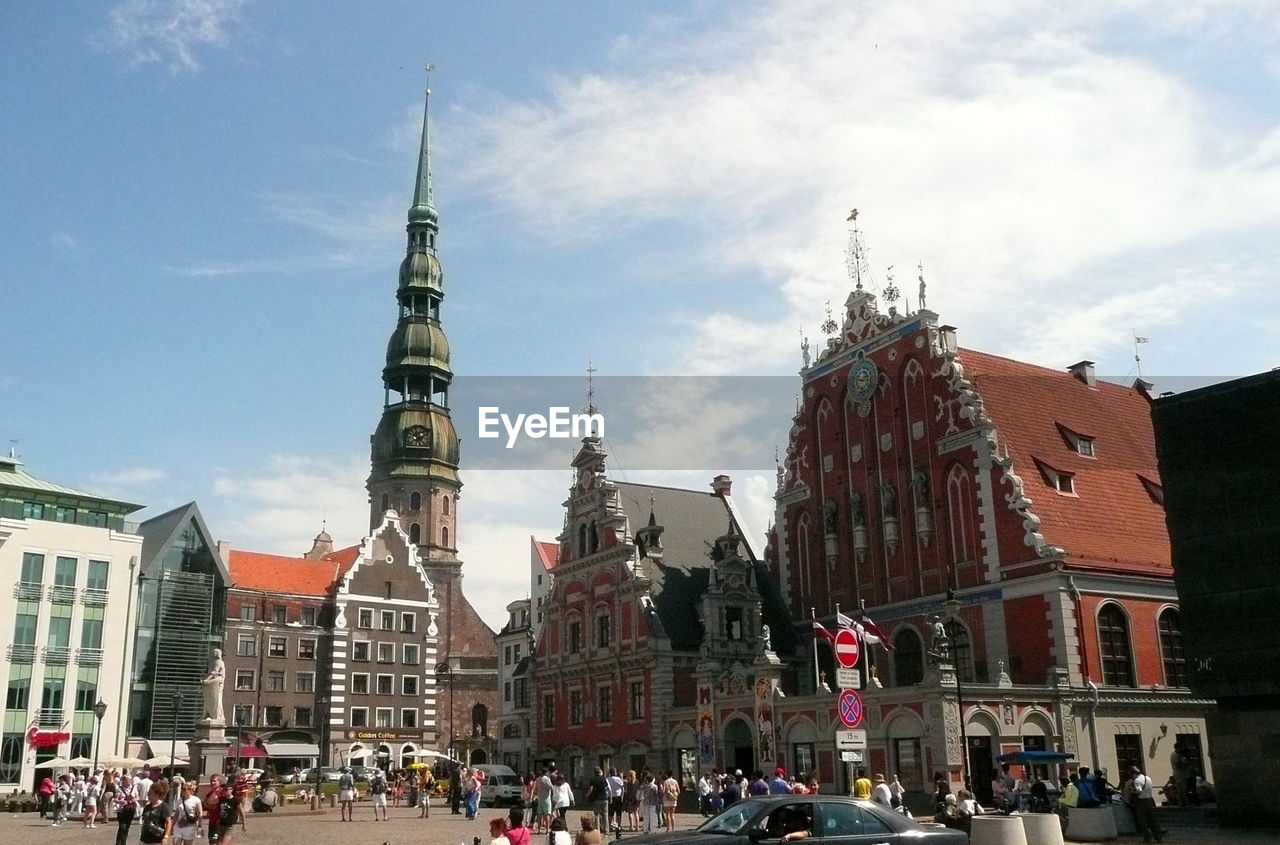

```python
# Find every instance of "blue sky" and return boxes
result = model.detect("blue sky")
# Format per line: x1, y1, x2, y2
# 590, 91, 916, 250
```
3, 1, 1278, 628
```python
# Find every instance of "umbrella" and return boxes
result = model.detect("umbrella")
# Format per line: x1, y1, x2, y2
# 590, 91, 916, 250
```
409, 749, 451, 760
65, 756, 95, 768
39, 758, 74, 769
101, 754, 148, 769
144, 755, 189, 768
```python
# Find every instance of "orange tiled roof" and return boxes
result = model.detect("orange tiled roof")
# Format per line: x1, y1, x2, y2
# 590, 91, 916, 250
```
532, 537, 559, 571
957, 348, 1170, 573
228, 547, 356, 596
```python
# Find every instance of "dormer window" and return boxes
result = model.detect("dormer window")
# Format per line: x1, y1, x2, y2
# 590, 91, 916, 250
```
1055, 423, 1096, 458
1139, 475, 1164, 505
1034, 458, 1077, 496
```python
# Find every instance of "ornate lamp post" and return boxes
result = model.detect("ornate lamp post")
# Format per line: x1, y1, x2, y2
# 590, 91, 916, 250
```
942, 591, 970, 791
170, 691, 184, 781
92, 699, 108, 773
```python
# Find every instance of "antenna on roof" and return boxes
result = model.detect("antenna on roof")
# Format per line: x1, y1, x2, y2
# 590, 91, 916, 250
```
7, 440, 17, 460
585, 359, 598, 416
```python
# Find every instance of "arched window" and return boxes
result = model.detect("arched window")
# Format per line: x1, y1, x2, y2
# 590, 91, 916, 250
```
893, 628, 924, 685
1098, 603, 1135, 687
944, 620, 974, 683
471, 703, 488, 738
410, 491, 421, 511
946, 464, 976, 565
380, 493, 390, 511
442, 495, 450, 515
577, 524, 588, 558
589, 521, 600, 553
441, 526, 449, 548
409, 523, 421, 545
1158, 608, 1186, 687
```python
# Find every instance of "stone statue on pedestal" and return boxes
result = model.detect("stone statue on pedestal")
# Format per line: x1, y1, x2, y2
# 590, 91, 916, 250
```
201, 648, 226, 724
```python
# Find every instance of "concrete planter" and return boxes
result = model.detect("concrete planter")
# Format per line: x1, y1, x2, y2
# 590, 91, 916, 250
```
1019, 812, 1065, 845
970, 814, 1028, 845
1065, 806, 1118, 841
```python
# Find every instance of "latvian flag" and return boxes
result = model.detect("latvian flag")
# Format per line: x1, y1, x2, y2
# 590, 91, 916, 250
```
811, 619, 836, 644
837, 609, 895, 651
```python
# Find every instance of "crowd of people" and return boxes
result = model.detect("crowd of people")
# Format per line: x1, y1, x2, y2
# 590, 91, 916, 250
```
35, 767, 251, 845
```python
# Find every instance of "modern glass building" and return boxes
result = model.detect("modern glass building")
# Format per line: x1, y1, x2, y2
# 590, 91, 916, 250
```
129, 503, 229, 757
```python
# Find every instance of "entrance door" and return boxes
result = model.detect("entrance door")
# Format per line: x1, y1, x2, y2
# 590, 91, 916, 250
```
968, 737, 993, 806
723, 719, 754, 776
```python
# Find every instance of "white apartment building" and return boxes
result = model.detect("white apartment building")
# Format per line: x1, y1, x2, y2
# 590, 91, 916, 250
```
0, 453, 142, 789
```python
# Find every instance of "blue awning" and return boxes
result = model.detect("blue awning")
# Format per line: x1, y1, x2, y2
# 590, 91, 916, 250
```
997, 750, 1073, 764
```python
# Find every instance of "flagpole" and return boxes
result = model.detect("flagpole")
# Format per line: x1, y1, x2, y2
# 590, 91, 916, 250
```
810, 607, 820, 692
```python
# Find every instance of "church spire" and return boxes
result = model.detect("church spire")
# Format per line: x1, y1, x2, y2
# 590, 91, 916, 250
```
408, 64, 437, 227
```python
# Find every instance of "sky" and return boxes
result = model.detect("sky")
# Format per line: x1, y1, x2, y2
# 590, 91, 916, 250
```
2, 0, 1278, 631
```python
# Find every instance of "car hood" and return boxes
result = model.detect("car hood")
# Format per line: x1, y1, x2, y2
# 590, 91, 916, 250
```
625, 833, 736, 845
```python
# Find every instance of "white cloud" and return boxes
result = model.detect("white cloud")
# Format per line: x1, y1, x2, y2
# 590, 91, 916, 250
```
86, 466, 168, 494
449, 0, 1280, 374
99, 0, 246, 72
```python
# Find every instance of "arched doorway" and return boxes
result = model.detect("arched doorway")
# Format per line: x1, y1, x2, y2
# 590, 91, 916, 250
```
964, 710, 1002, 806
723, 718, 754, 776
401, 743, 417, 771
376, 743, 392, 771
470, 748, 488, 765
472, 703, 489, 738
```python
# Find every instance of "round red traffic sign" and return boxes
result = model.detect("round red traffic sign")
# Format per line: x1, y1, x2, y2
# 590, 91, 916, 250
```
834, 628, 860, 668
838, 689, 864, 728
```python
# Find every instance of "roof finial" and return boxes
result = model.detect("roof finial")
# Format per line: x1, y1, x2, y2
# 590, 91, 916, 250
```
844, 208, 875, 293
883, 265, 899, 304
820, 301, 838, 336
585, 359, 598, 416
408, 63, 437, 225
917, 261, 927, 311
1134, 330, 1149, 379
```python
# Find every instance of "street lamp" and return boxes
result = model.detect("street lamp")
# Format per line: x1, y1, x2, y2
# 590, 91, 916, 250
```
170, 690, 184, 782
434, 661, 454, 758
92, 699, 108, 773
942, 591, 970, 792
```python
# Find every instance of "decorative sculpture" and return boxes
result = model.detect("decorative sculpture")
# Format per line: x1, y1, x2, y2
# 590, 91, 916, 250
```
201, 648, 226, 724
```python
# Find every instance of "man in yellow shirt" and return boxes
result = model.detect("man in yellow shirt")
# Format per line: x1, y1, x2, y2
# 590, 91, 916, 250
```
853, 769, 872, 799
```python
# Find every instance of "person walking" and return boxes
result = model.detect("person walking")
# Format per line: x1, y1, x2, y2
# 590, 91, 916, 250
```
369, 766, 389, 822
449, 762, 463, 815
113, 774, 137, 845
853, 768, 872, 799
137, 782, 170, 845
661, 770, 680, 830
83, 775, 101, 829
607, 768, 624, 831
587, 766, 609, 831
337, 766, 356, 822
535, 767, 555, 833
639, 773, 660, 833
101, 768, 117, 820
168, 780, 202, 845
419, 766, 435, 818
1126, 766, 1166, 843
871, 774, 893, 808
552, 772, 574, 822
623, 770, 640, 831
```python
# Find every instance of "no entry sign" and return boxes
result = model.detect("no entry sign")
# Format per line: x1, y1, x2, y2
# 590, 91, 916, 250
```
834, 628, 860, 668
838, 689, 864, 728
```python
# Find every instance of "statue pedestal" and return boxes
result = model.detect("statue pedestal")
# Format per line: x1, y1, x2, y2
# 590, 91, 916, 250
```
191, 720, 231, 778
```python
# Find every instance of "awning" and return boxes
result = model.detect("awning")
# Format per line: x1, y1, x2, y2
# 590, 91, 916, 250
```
263, 742, 320, 757
996, 750, 1074, 764
230, 744, 267, 758
146, 740, 189, 759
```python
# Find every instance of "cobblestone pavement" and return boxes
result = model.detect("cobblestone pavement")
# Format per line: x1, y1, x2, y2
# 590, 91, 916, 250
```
2, 804, 1276, 845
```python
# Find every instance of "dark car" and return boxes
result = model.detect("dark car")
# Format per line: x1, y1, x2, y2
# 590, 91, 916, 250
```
627, 795, 967, 845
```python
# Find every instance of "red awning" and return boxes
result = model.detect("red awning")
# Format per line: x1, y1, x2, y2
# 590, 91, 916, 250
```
230, 744, 267, 758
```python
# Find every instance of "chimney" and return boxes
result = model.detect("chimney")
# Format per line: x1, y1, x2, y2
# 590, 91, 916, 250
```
1067, 361, 1097, 387
711, 475, 732, 498
938, 325, 957, 354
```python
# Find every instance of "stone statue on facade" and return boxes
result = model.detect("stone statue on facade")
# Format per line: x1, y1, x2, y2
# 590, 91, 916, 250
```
929, 615, 950, 663
850, 489, 865, 527
880, 482, 897, 518
201, 648, 226, 724
823, 499, 838, 535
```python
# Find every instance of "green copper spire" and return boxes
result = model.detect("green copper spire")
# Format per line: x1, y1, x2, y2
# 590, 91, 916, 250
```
408, 71, 437, 227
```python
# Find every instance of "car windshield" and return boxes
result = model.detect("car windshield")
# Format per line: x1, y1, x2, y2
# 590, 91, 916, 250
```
697, 802, 758, 834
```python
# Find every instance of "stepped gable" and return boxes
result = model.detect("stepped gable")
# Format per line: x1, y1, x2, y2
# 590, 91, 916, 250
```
958, 348, 1169, 572
614, 481, 795, 654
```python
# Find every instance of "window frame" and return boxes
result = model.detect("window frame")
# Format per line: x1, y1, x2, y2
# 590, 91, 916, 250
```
235, 669, 256, 691
403, 643, 420, 665
349, 707, 369, 727
267, 635, 287, 658
357, 608, 373, 629
1098, 603, 1136, 688
295, 672, 315, 693
351, 673, 370, 695
298, 638, 317, 660
380, 610, 396, 631
400, 612, 416, 633
351, 641, 370, 662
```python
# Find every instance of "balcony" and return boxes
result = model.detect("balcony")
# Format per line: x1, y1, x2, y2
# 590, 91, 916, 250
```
81, 588, 109, 606
76, 648, 104, 667
7, 644, 36, 663
35, 708, 64, 728
43, 646, 70, 665
48, 585, 76, 604
13, 581, 43, 601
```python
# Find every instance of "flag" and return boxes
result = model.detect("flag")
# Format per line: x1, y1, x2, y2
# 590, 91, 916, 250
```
1135, 336, 1149, 343
853, 615, 895, 651
835, 609, 854, 629
811, 619, 836, 644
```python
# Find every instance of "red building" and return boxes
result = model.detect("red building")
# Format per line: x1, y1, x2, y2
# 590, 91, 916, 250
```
766, 274, 1213, 801
530, 436, 796, 786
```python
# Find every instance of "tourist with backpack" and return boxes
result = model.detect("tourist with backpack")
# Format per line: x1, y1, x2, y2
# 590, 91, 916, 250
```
369, 767, 389, 821
207, 780, 241, 844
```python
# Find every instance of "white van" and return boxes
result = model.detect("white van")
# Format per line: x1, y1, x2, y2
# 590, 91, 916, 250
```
475, 764, 523, 807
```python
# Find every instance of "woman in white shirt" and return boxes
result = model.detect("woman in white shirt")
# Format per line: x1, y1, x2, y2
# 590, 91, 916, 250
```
167, 781, 203, 845
958, 789, 983, 818
553, 775, 574, 821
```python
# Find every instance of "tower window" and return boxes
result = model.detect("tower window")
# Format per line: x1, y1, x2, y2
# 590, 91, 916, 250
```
409, 523, 421, 544
410, 491, 421, 511
441, 526, 449, 547
442, 496, 450, 515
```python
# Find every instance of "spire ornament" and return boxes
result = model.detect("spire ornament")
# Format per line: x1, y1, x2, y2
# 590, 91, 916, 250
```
882, 265, 899, 305
917, 262, 927, 311
844, 208, 874, 293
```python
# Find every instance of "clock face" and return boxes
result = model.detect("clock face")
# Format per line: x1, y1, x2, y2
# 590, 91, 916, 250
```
405, 425, 431, 448
849, 358, 879, 402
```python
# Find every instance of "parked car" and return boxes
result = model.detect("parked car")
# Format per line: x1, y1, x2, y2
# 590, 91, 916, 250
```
475, 764, 523, 807
350, 765, 377, 783
299, 767, 342, 784
238, 768, 266, 784
627, 795, 968, 845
